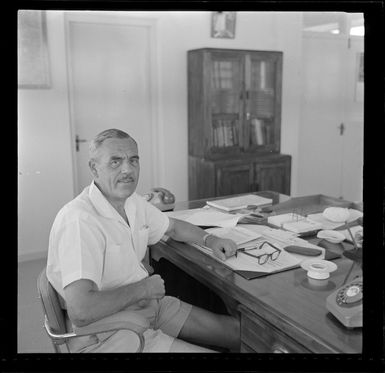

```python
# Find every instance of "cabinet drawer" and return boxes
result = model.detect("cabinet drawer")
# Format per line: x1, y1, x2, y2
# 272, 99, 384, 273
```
240, 306, 310, 353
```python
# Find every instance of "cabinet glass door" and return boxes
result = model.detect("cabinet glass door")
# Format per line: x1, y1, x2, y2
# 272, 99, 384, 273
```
245, 54, 280, 151
210, 53, 244, 153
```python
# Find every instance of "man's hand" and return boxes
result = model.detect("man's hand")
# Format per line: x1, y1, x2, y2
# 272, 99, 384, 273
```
206, 235, 238, 261
142, 274, 165, 300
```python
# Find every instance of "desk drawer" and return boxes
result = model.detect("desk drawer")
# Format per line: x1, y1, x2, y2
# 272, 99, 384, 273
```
239, 306, 310, 353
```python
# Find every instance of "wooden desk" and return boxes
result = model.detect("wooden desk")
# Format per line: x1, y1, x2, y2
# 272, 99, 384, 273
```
150, 192, 362, 353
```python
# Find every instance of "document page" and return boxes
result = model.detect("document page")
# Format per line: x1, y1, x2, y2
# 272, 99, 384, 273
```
192, 241, 301, 273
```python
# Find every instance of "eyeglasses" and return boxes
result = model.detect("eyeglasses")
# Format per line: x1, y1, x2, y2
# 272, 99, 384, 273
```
235, 241, 281, 265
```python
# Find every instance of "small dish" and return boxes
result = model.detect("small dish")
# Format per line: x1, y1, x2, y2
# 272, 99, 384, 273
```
323, 207, 350, 223
317, 229, 345, 243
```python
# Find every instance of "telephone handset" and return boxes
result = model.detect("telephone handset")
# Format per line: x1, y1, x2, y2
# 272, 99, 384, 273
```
143, 187, 175, 212
326, 276, 362, 328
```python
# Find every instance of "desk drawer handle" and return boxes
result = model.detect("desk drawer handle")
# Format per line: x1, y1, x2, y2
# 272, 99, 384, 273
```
272, 343, 289, 353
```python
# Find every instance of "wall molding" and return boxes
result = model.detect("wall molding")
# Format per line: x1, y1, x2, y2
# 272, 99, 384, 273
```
18, 250, 47, 263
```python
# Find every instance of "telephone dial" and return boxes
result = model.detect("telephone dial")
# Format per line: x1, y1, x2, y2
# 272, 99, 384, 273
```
326, 276, 362, 328
143, 187, 175, 211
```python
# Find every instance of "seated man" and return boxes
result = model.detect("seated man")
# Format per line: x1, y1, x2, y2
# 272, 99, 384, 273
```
47, 128, 240, 353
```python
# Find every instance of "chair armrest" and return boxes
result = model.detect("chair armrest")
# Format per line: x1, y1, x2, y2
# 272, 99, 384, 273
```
44, 310, 149, 352
44, 310, 149, 340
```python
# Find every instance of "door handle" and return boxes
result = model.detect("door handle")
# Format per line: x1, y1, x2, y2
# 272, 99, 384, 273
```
75, 135, 87, 151
338, 123, 345, 136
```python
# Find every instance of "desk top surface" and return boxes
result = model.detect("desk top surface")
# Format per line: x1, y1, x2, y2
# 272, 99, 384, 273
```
151, 191, 362, 353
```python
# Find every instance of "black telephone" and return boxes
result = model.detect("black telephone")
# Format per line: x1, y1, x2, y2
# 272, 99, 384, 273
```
143, 187, 175, 211
326, 276, 362, 328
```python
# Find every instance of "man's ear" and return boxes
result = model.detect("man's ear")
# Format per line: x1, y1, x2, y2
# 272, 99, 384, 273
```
89, 160, 98, 178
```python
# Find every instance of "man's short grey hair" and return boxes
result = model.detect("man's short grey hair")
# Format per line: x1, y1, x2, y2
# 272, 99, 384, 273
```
89, 128, 137, 161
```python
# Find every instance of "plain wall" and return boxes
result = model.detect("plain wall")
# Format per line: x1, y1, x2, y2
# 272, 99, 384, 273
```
18, 11, 304, 260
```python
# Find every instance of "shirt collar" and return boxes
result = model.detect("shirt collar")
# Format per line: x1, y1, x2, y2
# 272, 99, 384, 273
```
88, 181, 137, 224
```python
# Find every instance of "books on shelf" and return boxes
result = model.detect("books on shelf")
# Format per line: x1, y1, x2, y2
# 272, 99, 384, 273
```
212, 119, 238, 148
206, 194, 273, 212
250, 118, 264, 145
267, 213, 322, 234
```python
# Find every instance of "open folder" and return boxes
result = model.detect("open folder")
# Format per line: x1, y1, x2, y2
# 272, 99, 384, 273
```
192, 242, 302, 280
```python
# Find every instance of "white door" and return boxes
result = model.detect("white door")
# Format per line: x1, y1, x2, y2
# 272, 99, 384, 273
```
340, 37, 364, 202
299, 33, 363, 201
66, 12, 157, 196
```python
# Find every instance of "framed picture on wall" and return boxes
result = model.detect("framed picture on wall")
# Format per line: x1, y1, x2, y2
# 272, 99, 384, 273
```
211, 12, 236, 39
18, 10, 51, 88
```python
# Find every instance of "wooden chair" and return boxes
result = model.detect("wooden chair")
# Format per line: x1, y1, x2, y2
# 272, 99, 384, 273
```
37, 268, 149, 353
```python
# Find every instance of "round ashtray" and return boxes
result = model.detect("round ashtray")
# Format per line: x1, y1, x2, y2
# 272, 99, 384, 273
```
301, 259, 337, 280
317, 230, 345, 244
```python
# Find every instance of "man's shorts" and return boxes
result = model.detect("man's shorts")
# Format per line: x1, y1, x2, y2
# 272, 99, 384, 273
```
69, 296, 192, 353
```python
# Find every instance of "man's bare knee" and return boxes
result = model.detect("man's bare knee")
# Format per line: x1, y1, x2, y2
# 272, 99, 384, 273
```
178, 306, 240, 351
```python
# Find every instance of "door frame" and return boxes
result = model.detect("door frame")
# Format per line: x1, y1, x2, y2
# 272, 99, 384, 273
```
64, 11, 160, 196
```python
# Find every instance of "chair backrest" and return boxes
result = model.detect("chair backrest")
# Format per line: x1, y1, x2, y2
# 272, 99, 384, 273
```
37, 267, 68, 346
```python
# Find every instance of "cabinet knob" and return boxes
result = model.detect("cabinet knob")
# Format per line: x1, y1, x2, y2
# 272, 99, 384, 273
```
272, 343, 289, 353
338, 122, 345, 136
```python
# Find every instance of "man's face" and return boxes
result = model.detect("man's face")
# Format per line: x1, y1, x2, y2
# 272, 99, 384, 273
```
90, 137, 140, 204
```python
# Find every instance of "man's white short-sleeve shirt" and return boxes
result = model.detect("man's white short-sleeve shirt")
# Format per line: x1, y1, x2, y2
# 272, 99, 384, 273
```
47, 181, 170, 298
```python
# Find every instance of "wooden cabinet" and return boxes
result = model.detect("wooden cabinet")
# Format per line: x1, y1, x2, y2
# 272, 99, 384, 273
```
189, 154, 291, 200
188, 48, 291, 199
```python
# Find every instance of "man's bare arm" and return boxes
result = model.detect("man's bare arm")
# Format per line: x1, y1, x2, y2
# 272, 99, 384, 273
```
166, 217, 237, 260
64, 274, 164, 327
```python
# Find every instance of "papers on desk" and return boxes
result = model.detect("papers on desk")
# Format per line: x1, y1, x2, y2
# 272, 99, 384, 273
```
206, 194, 272, 212
193, 240, 302, 278
241, 225, 326, 261
267, 213, 322, 234
205, 226, 262, 246
165, 207, 241, 228
192, 225, 310, 279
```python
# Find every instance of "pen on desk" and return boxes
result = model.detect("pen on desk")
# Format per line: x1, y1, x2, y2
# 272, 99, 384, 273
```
234, 247, 251, 258
250, 212, 264, 218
